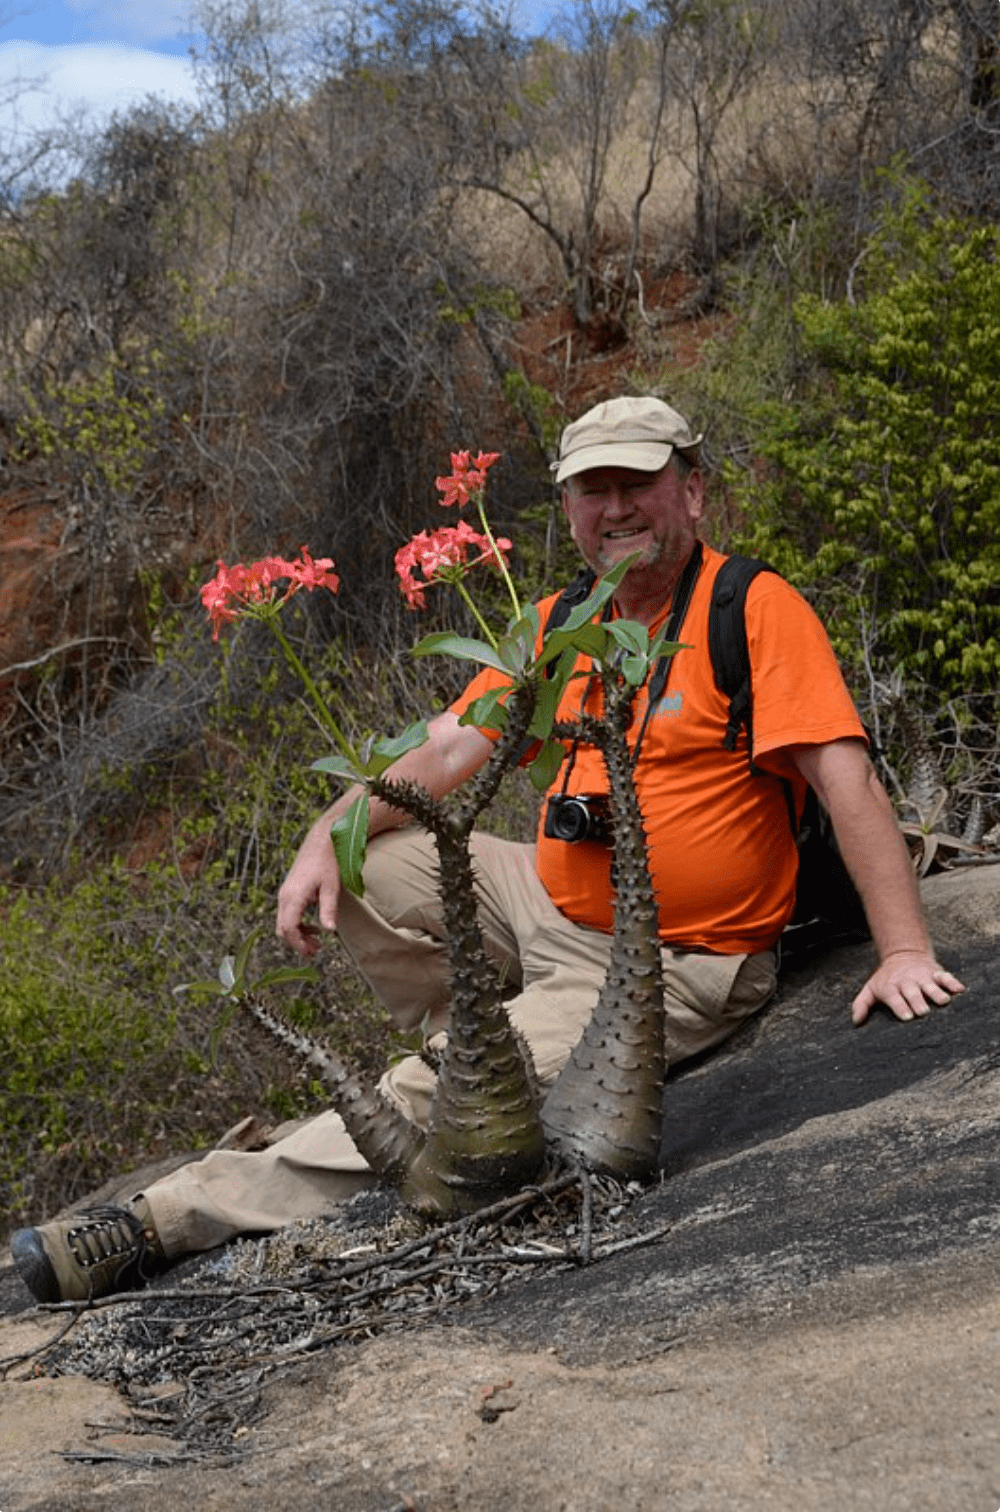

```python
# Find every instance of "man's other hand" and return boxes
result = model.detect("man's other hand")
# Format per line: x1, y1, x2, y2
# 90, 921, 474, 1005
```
851, 949, 966, 1025
276, 813, 344, 956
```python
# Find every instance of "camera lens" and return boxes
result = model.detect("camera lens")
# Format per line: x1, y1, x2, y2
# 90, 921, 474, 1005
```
551, 799, 591, 842
544, 793, 611, 845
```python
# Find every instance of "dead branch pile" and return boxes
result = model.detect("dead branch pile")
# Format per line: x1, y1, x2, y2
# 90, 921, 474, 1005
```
6, 1174, 665, 1465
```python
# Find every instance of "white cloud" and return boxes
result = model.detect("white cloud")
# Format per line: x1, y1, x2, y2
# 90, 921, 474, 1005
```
0, 40, 200, 139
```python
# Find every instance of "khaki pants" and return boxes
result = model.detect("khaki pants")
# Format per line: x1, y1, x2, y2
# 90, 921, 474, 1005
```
148, 830, 776, 1257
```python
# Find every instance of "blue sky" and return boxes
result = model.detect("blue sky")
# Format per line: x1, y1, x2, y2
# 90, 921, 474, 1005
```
0, 1, 562, 150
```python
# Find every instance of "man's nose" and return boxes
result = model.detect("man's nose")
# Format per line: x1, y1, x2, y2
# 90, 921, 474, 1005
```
601, 487, 634, 514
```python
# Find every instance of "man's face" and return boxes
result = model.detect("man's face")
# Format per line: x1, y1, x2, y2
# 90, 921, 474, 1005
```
561, 462, 704, 585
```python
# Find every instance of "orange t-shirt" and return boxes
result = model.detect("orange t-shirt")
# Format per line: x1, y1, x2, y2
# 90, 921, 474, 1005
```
450, 546, 866, 955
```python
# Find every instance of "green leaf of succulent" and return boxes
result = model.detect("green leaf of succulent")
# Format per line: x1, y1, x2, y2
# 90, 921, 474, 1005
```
311, 752, 363, 781
313, 723, 429, 783
651, 637, 687, 662
230, 926, 264, 993
411, 631, 511, 673
535, 621, 608, 668
495, 641, 528, 675
330, 793, 369, 897
457, 687, 510, 732
253, 965, 324, 989
560, 555, 638, 633
606, 620, 650, 659
496, 609, 539, 674
528, 736, 567, 791
172, 976, 232, 1000
208, 996, 242, 1068
620, 654, 649, 686
508, 601, 542, 643
366, 719, 429, 775
527, 650, 577, 739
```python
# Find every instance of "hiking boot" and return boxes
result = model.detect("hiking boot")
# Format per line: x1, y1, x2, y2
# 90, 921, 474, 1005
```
10, 1199, 164, 1304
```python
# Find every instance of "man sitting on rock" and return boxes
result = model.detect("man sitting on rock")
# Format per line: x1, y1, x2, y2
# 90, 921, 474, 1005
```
11, 395, 964, 1305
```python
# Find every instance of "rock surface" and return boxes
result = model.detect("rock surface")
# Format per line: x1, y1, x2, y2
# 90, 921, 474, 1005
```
0, 865, 998, 1512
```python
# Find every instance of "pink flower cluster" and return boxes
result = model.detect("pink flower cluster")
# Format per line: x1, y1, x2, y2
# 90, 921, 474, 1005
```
395, 447, 508, 611
201, 547, 340, 640
394, 521, 512, 610
434, 450, 500, 510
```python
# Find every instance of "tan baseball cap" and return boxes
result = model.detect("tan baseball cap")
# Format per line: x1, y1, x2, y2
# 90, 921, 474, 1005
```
551, 396, 703, 484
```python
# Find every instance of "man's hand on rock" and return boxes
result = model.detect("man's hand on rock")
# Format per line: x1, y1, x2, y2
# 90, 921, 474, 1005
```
851, 950, 966, 1026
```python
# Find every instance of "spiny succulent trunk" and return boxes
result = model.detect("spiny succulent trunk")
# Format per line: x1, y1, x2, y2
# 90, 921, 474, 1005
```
396, 814, 545, 1216
243, 998, 423, 1182
368, 681, 546, 1217
541, 679, 666, 1180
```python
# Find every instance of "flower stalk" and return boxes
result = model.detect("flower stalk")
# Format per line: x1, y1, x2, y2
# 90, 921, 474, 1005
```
200, 547, 357, 763
267, 618, 357, 765
395, 450, 519, 643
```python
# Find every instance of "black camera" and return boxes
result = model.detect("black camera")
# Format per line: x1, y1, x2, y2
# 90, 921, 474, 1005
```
543, 793, 612, 845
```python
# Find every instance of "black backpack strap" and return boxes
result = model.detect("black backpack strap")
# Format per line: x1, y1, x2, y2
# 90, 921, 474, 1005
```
542, 567, 598, 638
708, 555, 778, 772
536, 566, 599, 684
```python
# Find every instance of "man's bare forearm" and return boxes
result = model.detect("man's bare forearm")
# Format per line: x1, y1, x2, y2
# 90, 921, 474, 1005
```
316, 710, 494, 833
791, 739, 965, 1022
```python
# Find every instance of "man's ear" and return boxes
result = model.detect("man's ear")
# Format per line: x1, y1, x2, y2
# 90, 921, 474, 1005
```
684, 469, 705, 523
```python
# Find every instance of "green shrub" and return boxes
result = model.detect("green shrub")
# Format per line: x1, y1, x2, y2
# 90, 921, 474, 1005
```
0, 854, 399, 1237
0, 869, 201, 1231
724, 183, 999, 707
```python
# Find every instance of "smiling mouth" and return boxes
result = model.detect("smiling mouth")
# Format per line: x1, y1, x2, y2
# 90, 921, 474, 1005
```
604, 527, 647, 540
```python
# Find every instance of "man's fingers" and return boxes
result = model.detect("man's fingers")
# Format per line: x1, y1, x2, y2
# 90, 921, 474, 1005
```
276, 917, 318, 956
276, 886, 320, 954
851, 983, 877, 1025
920, 979, 955, 1008
898, 982, 933, 1019
316, 881, 340, 934
852, 962, 966, 1025
874, 985, 926, 1023
276, 874, 341, 956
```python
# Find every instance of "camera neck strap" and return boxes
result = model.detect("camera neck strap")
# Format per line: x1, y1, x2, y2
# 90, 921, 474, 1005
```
629, 538, 703, 760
